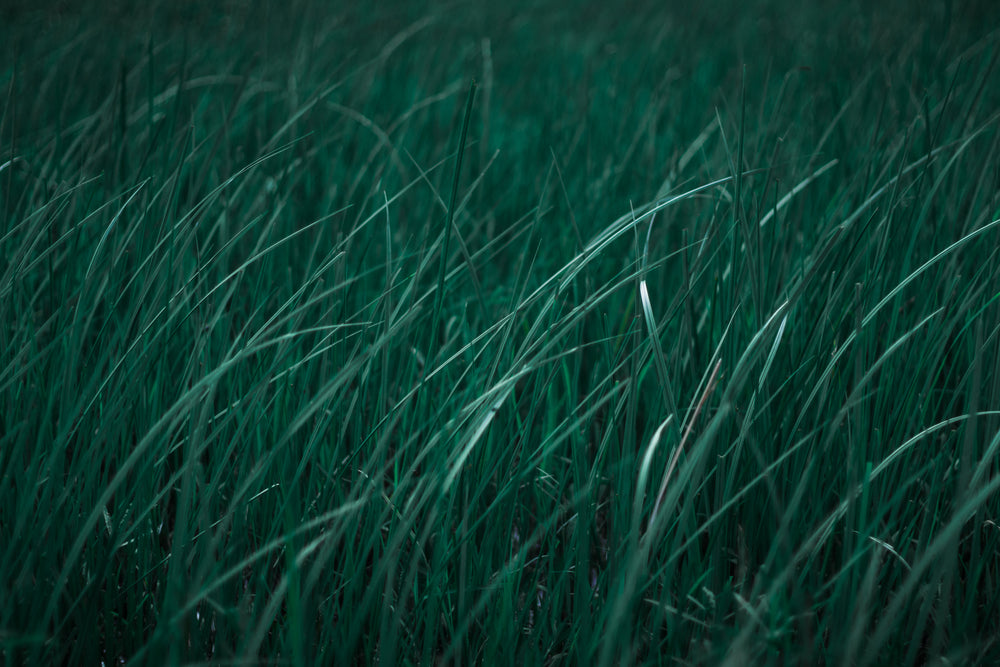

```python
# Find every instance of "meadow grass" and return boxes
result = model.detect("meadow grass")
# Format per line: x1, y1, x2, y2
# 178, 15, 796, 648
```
2, 1, 1000, 664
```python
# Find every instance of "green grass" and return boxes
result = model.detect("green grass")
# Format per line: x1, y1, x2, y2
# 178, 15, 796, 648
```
2, 1, 1000, 664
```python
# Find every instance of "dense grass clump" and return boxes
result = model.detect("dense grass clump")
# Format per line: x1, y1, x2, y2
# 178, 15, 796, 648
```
2, 1, 1000, 664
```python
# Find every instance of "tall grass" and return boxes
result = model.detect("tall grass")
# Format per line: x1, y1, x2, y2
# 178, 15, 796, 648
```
2, 1, 1000, 664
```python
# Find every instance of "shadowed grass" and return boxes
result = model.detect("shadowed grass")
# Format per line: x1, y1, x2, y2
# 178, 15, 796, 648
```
2, 1, 1000, 665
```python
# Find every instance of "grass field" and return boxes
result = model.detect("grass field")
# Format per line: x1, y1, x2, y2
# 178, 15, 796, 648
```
3, 1, 1000, 664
